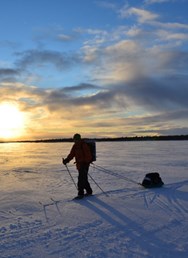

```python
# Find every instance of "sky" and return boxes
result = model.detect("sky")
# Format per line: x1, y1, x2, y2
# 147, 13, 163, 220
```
0, 0, 188, 140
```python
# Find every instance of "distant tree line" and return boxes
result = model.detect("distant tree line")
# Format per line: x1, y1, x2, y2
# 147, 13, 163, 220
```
1, 134, 188, 144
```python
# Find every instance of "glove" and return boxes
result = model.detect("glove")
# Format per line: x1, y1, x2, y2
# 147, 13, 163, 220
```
63, 158, 69, 165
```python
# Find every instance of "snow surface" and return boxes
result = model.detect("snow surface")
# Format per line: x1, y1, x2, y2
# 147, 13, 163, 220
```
0, 141, 188, 258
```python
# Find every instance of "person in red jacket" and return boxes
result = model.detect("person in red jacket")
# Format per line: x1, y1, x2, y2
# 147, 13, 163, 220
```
63, 134, 93, 198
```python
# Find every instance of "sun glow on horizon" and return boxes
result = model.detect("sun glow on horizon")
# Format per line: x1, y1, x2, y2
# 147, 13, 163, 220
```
0, 102, 26, 140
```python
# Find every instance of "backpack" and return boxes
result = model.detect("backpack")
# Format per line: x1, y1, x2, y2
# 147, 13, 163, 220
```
141, 172, 164, 188
85, 140, 96, 162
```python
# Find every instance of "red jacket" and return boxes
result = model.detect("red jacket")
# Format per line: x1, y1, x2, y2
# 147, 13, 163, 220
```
66, 140, 92, 169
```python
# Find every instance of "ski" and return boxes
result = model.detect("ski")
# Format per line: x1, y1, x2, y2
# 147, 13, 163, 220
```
72, 194, 94, 200
73, 196, 84, 200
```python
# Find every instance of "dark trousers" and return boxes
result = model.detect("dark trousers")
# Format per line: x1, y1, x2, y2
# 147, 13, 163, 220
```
77, 164, 92, 195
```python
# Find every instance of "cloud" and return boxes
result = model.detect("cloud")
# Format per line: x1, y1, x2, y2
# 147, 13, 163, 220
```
3, 18, 188, 119
0, 68, 20, 81
1, 78, 188, 139
0, 40, 20, 49
32, 25, 80, 44
44, 84, 125, 113
119, 5, 188, 31
95, 1, 117, 10
15, 49, 81, 71
120, 7, 159, 23
154, 21, 188, 30
122, 75, 188, 111
0, 83, 44, 106
81, 40, 188, 113
57, 34, 73, 41
71, 108, 188, 137
0, 0, 187, 139
62, 83, 102, 95
144, 0, 173, 4
156, 30, 188, 42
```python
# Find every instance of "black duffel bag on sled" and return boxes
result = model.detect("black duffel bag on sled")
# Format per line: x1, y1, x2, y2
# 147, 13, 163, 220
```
141, 172, 164, 188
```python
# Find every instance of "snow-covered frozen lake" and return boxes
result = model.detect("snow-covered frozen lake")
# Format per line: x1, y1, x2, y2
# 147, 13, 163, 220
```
0, 141, 188, 258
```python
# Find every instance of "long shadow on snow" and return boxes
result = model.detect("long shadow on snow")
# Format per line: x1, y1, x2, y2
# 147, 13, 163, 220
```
105, 180, 188, 212
78, 195, 187, 257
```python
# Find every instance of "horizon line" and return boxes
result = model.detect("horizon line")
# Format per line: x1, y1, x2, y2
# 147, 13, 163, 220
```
1, 134, 188, 143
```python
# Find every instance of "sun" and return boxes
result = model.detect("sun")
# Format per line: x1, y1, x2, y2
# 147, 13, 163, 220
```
0, 102, 26, 139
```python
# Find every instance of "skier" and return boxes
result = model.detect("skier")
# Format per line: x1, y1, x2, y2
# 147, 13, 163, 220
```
63, 133, 93, 199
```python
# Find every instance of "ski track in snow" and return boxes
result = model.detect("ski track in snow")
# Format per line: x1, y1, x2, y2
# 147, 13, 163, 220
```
1, 186, 188, 258
0, 141, 188, 258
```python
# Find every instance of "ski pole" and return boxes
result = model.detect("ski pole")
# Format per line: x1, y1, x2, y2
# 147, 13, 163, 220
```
88, 172, 108, 197
62, 160, 78, 190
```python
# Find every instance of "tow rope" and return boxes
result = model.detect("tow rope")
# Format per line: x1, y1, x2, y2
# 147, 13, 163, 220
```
91, 163, 140, 186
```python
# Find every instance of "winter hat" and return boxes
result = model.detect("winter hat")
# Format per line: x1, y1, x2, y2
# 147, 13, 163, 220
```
73, 133, 81, 140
